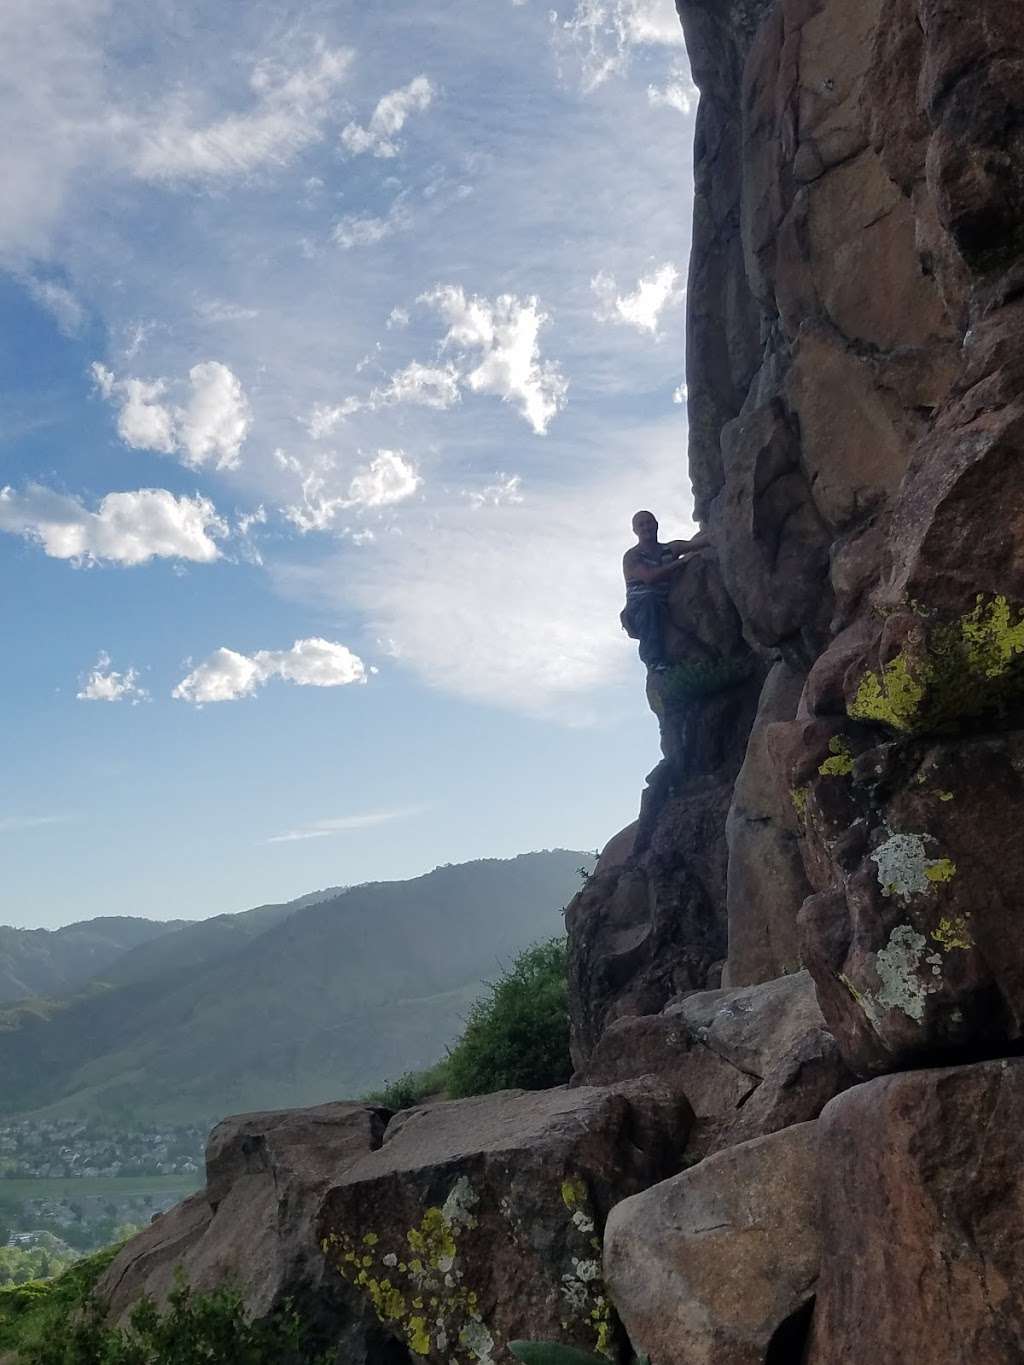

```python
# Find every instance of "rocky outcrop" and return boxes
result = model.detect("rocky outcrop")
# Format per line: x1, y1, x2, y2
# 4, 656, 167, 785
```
605, 1121, 820, 1365
95, 1102, 408, 1364
318, 1081, 690, 1363
809, 1059, 1024, 1363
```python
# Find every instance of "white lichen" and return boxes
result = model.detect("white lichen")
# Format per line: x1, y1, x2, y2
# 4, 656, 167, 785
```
442, 1176, 479, 1231
459, 1315, 495, 1363
571, 1209, 595, 1234
870, 831, 956, 902
874, 924, 940, 1022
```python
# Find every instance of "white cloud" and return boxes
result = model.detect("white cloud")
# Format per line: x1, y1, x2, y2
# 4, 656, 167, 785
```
647, 73, 696, 114
333, 198, 412, 249
376, 361, 461, 411
672, 381, 687, 404
348, 450, 422, 507
76, 651, 149, 703
265, 806, 424, 843
421, 285, 568, 434
92, 360, 251, 469
387, 307, 410, 330
466, 473, 524, 509
0, 484, 227, 565
172, 637, 366, 704
558, 0, 685, 89
282, 450, 421, 531
131, 44, 353, 182
304, 399, 362, 439
592, 263, 682, 334
281, 426, 696, 716
194, 298, 260, 323
24, 277, 86, 335
340, 75, 435, 158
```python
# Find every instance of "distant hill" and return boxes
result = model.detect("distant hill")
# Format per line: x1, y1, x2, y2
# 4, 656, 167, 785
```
0, 917, 190, 1005
0, 851, 591, 1123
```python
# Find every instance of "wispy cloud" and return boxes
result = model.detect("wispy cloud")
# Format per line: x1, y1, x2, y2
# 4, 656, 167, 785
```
556, 0, 685, 91
280, 449, 422, 532
24, 276, 86, 336
0, 814, 74, 835
340, 75, 435, 158
129, 43, 353, 182
264, 805, 426, 844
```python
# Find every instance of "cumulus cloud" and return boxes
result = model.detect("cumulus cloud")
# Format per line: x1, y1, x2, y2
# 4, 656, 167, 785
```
340, 75, 434, 158
282, 449, 421, 531
0, 484, 227, 565
265, 806, 423, 843
172, 637, 366, 704
557, 0, 685, 90
92, 360, 251, 469
592, 263, 682, 334
131, 44, 353, 182
24, 276, 86, 335
76, 651, 149, 703
421, 285, 567, 434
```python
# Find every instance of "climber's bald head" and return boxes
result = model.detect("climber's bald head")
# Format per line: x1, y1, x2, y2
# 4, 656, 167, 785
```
632, 510, 658, 543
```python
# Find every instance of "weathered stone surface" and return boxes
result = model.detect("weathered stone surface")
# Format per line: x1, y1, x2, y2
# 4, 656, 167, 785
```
96, 1103, 405, 1363
724, 662, 810, 986
577, 972, 851, 1159
808, 1060, 1024, 1364
797, 731, 1024, 1074
318, 1080, 691, 1363
605, 1121, 820, 1365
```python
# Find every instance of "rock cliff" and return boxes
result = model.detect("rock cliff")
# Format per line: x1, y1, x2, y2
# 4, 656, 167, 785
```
87, 0, 1024, 1361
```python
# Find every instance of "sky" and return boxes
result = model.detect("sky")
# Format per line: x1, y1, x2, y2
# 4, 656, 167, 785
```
1, 0, 700, 929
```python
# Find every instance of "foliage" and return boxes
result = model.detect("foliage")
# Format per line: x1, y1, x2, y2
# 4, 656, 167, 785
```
1, 1263, 331, 1365
362, 1060, 451, 1111
0, 1244, 121, 1355
510, 1344, 649, 1365
445, 938, 572, 1098
660, 656, 752, 703
0, 1244, 80, 1288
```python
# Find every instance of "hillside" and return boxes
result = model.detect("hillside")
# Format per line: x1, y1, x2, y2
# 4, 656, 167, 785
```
0, 918, 190, 1006
0, 851, 589, 1122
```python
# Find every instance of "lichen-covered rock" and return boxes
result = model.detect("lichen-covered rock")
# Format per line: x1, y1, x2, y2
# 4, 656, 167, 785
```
604, 1121, 820, 1365
95, 1102, 406, 1364
793, 730, 1024, 1073
808, 1059, 1024, 1363
317, 1081, 691, 1363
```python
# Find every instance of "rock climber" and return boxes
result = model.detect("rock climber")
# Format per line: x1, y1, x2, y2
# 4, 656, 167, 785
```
621, 510, 708, 671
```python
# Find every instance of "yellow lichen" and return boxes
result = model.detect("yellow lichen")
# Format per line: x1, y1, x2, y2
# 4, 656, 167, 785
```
932, 915, 973, 950
937, 790, 954, 801
923, 857, 957, 884
791, 786, 809, 819
407, 1206, 456, 1271
818, 735, 854, 777
959, 594, 1024, 678
849, 651, 925, 731
406, 1315, 431, 1355
362, 1232, 379, 1246
561, 1178, 586, 1210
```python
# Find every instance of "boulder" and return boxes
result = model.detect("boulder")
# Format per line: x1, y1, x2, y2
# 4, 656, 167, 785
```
604, 1121, 820, 1365
577, 972, 851, 1160
95, 1102, 405, 1364
808, 1059, 1024, 1363
317, 1080, 691, 1363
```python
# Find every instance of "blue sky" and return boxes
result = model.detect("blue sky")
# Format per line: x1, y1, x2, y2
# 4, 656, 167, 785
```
1, 0, 699, 928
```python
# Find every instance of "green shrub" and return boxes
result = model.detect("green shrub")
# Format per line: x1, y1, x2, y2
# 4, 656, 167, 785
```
661, 656, 752, 702
445, 938, 571, 1098
362, 1060, 451, 1110
0, 1245, 121, 1356
5, 1274, 330, 1365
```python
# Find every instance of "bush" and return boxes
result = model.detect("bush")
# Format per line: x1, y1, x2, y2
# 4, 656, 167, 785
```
3, 1272, 331, 1365
362, 1060, 451, 1111
445, 938, 571, 1098
0, 1244, 121, 1357
661, 656, 753, 702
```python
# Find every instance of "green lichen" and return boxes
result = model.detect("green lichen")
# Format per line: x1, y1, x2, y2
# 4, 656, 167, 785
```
849, 595, 1024, 735
561, 1179, 586, 1211
924, 857, 957, 884
408, 1315, 431, 1355
937, 790, 954, 801
818, 735, 854, 777
932, 915, 973, 950
791, 786, 809, 819
407, 1206, 457, 1273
